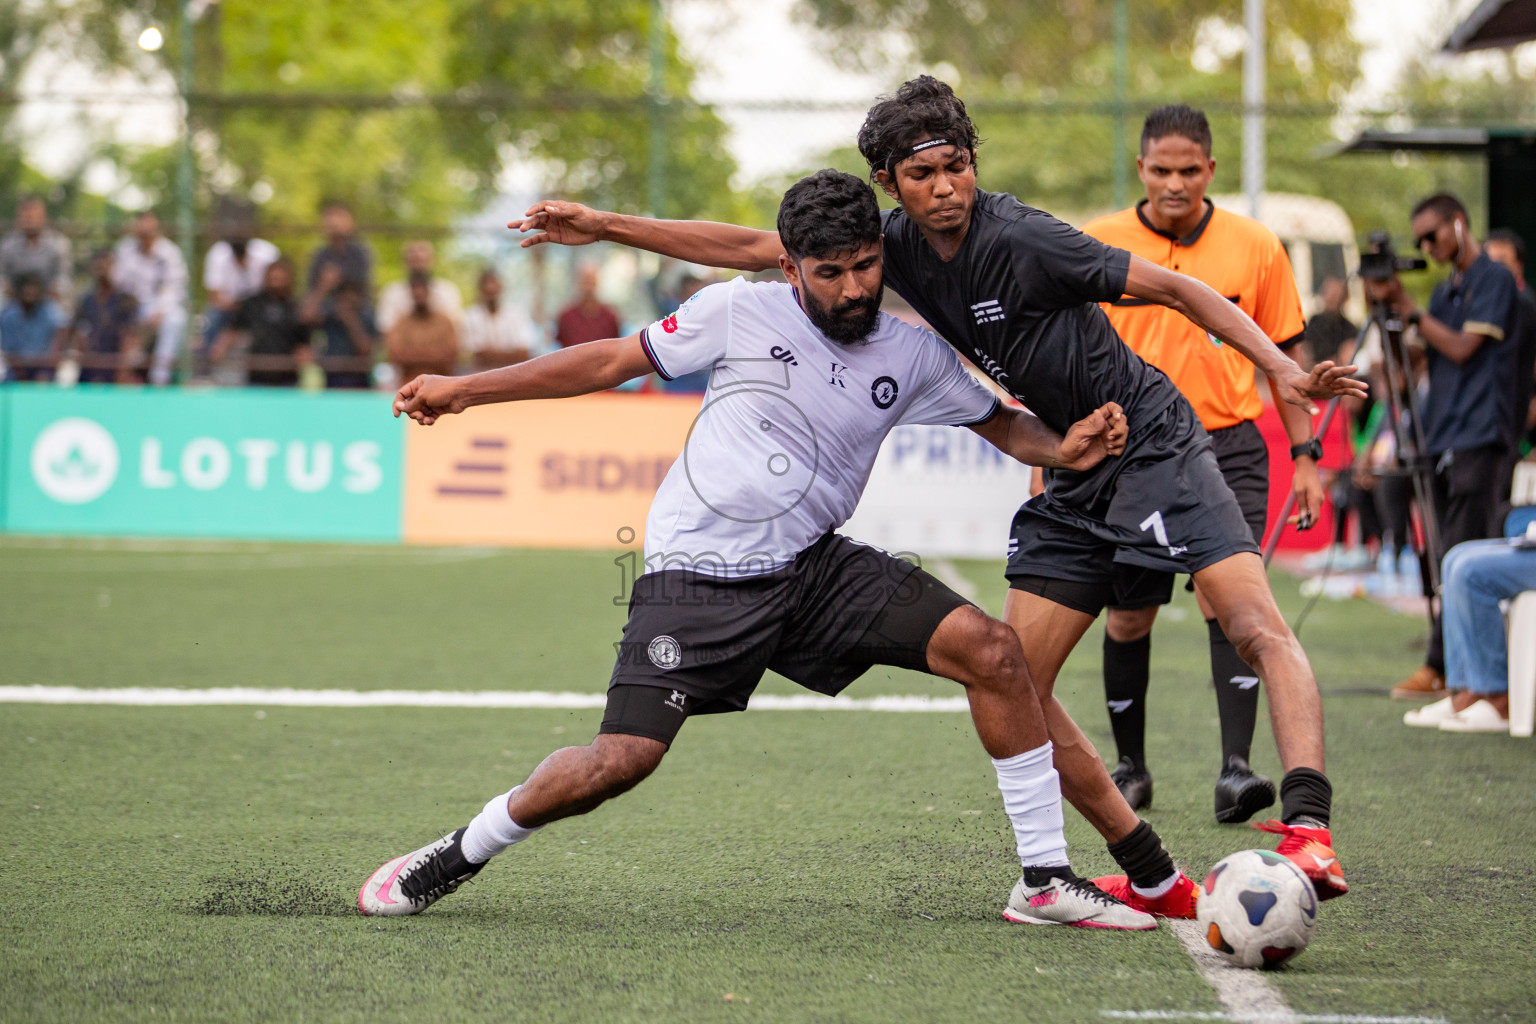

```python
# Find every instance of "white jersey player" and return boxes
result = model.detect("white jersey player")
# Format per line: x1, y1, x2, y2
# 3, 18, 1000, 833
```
357, 170, 1151, 930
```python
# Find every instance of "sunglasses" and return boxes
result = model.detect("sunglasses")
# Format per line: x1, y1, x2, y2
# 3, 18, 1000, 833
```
1415, 222, 1444, 250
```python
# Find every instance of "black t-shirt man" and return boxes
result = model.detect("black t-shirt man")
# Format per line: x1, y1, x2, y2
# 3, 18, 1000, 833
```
232, 290, 309, 387
880, 191, 1191, 521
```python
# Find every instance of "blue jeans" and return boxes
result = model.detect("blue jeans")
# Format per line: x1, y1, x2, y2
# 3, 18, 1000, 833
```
1442, 539, 1536, 695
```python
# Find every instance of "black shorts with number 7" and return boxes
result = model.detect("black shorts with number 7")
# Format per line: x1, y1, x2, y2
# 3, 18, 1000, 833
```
1004, 398, 1259, 617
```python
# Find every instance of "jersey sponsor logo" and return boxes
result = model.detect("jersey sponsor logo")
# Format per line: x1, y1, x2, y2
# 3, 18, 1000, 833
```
660, 314, 679, 334
1138, 510, 1188, 558
647, 635, 683, 670
666, 689, 688, 713
828, 362, 848, 388
971, 298, 1005, 325
769, 345, 798, 366
870, 376, 899, 409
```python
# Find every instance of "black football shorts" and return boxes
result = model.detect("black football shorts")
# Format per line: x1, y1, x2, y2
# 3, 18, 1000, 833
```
599, 533, 971, 745
1109, 418, 1271, 610
1005, 399, 1260, 617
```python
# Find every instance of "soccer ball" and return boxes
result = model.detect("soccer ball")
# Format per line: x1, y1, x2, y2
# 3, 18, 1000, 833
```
1196, 849, 1319, 969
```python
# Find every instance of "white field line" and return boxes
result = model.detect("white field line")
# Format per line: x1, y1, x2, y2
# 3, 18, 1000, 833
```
1168, 919, 1301, 1024
1101, 1013, 1449, 1024
0, 686, 972, 712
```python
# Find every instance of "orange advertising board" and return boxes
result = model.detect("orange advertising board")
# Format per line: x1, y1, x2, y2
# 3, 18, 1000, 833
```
401, 393, 701, 547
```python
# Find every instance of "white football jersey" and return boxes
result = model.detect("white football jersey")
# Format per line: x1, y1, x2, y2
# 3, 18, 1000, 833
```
641, 277, 1000, 577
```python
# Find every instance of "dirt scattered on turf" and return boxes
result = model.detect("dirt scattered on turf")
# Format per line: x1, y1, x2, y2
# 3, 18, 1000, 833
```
191, 868, 350, 917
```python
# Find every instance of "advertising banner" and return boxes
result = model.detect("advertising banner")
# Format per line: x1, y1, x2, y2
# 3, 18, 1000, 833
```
843, 422, 1035, 560
401, 393, 700, 548
3, 385, 403, 541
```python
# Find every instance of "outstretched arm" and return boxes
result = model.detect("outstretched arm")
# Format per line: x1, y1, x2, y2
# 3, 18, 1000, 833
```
1123, 256, 1367, 413
393, 333, 655, 425
513, 200, 783, 272
971, 402, 1127, 472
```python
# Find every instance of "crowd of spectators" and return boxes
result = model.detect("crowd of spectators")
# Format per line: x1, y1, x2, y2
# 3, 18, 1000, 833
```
0, 196, 633, 391
1298, 193, 1536, 735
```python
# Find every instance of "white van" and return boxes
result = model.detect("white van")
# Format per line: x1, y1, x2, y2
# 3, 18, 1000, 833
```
1209, 192, 1365, 322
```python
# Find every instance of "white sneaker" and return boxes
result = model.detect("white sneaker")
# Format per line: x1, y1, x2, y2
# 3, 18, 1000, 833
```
1404, 696, 1457, 728
358, 828, 483, 917
1438, 699, 1510, 733
1003, 873, 1158, 930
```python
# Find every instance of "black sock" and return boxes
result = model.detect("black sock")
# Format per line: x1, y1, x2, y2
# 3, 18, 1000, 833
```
1022, 866, 1076, 887
1208, 618, 1260, 766
1103, 632, 1151, 769
1279, 768, 1332, 827
1105, 820, 1176, 890
438, 827, 477, 877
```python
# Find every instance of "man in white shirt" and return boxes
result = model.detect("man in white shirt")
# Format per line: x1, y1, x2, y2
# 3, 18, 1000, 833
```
357, 171, 1154, 932
375, 240, 462, 332
112, 210, 188, 385
202, 217, 279, 349
459, 267, 542, 370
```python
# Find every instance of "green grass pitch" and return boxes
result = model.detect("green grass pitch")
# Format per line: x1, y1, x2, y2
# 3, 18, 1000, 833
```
1, 539, 1533, 1022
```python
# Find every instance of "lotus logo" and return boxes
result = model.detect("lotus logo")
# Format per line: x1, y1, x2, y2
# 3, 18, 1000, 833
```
31, 417, 119, 504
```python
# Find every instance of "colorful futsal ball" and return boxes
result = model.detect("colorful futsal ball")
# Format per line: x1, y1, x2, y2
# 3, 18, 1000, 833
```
1196, 849, 1319, 969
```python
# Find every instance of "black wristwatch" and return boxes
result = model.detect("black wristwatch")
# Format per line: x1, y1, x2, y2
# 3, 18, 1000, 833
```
1290, 438, 1324, 461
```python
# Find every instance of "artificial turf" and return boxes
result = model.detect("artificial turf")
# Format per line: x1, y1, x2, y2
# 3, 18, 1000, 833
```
1, 539, 1532, 1022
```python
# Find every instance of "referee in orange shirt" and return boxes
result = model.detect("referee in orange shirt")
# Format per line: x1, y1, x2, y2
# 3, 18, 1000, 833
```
1080, 106, 1323, 824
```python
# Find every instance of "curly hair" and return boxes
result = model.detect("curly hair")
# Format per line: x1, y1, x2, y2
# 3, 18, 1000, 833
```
856, 76, 981, 184
776, 169, 882, 261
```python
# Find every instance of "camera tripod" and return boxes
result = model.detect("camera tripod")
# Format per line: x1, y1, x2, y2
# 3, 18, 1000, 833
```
1263, 301, 1443, 617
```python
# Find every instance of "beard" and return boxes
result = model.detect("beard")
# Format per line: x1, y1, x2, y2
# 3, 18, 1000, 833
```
803, 281, 883, 346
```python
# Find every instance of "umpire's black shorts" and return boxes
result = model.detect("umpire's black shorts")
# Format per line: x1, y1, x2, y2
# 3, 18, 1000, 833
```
599, 533, 971, 745
1005, 399, 1260, 618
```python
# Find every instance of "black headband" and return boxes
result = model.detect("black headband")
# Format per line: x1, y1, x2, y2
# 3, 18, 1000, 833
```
885, 137, 960, 172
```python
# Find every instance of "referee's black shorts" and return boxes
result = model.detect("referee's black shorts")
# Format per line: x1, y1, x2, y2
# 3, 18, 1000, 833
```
1005, 399, 1261, 618
598, 533, 971, 746
1109, 418, 1270, 610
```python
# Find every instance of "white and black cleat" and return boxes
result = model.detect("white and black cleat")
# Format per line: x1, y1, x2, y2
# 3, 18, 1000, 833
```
1003, 870, 1158, 930
358, 828, 483, 917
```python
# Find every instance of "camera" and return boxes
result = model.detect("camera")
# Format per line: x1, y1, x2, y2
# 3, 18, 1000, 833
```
1358, 230, 1428, 282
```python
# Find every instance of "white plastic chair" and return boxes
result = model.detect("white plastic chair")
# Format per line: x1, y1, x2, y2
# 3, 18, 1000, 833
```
1510, 591, 1536, 738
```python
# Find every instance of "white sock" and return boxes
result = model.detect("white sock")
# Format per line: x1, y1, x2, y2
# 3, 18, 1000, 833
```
1131, 873, 1179, 900
991, 742, 1069, 870
460, 786, 540, 864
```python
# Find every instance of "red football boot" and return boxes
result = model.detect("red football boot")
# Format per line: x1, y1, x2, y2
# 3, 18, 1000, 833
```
1089, 871, 1199, 919
1254, 819, 1348, 900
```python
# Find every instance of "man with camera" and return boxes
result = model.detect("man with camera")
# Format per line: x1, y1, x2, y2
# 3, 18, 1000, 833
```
1367, 193, 1523, 703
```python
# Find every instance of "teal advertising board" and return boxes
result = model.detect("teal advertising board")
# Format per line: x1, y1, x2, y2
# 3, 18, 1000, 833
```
2, 386, 404, 541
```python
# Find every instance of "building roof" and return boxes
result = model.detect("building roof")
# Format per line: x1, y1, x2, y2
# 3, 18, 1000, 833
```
1443, 0, 1536, 53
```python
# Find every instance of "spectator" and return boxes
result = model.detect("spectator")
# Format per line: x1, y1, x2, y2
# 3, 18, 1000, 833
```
554, 264, 620, 348
301, 273, 377, 389
0, 273, 66, 380
0, 195, 72, 312
1485, 228, 1536, 446
460, 267, 538, 371
202, 208, 279, 351
1305, 276, 1356, 367
69, 249, 141, 384
376, 240, 461, 333
112, 210, 188, 386
212, 257, 312, 387
1402, 524, 1536, 733
1370, 193, 1523, 700
385, 271, 458, 381
306, 200, 373, 300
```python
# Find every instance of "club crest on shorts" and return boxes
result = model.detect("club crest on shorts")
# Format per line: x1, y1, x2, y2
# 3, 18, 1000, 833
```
647, 635, 683, 670
871, 376, 899, 409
